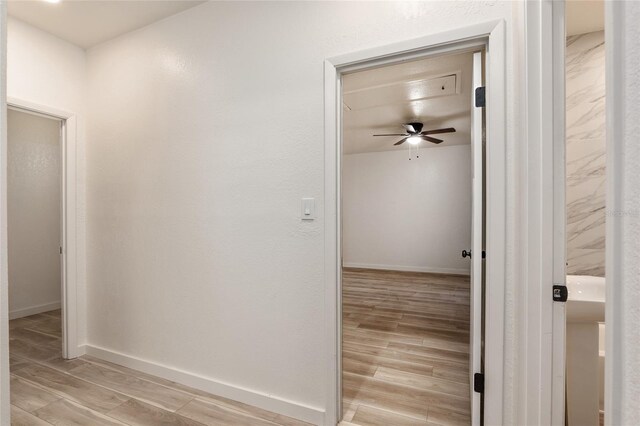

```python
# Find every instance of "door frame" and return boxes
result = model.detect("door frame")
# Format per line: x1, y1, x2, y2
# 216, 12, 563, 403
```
522, 1, 568, 424
470, 50, 485, 425
550, 1, 567, 424
536, 1, 623, 424
7, 97, 80, 360
323, 19, 507, 425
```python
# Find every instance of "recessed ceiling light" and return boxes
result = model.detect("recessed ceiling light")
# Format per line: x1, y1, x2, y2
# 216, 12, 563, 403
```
407, 136, 421, 145
43, 0, 61, 4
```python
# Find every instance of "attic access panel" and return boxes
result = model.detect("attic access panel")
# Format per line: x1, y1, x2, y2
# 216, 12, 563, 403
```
343, 73, 458, 111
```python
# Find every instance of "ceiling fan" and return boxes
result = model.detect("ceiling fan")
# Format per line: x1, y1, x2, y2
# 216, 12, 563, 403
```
373, 122, 456, 146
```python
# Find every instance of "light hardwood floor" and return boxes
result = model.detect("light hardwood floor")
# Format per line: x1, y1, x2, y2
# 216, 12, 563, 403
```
341, 268, 471, 426
9, 310, 310, 426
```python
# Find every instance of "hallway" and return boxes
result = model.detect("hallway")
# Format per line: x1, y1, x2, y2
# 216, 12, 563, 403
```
341, 268, 471, 425
9, 311, 309, 425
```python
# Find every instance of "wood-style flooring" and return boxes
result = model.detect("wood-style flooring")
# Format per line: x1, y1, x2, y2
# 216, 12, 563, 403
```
341, 268, 471, 426
9, 310, 310, 426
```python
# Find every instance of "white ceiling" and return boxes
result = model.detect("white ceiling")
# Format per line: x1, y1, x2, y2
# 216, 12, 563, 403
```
566, 0, 604, 36
8, 0, 205, 49
343, 50, 474, 155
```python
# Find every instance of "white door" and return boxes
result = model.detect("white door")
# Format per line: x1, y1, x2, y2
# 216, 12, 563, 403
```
470, 50, 485, 426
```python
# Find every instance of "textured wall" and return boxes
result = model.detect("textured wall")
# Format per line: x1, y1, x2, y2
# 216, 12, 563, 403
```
85, 1, 518, 420
7, 109, 61, 317
343, 146, 471, 274
619, 4, 640, 422
607, 2, 640, 424
566, 31, 605, 277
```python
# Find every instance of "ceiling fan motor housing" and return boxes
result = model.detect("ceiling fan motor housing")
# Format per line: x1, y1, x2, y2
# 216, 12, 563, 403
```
406, 122, 424, 134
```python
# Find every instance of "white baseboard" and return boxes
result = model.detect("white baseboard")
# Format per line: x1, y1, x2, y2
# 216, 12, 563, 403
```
82, 345, 325, 425
343, 262, 470, 276
75, 344, 87, 357
9, 301, 61, 320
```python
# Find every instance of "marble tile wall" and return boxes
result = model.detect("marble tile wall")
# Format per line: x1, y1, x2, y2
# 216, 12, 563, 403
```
566, 31, 605, 277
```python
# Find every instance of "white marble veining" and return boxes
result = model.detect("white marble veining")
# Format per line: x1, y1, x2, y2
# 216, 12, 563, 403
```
566, 31, 605, 277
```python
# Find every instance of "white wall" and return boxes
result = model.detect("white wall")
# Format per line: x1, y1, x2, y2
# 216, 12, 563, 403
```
606, 1, 640, 424
0, 6, 9, 425
7, 17, 87, 341
85, 2, 519, 423
343, 146, 471, 275
7, 109, 61, 318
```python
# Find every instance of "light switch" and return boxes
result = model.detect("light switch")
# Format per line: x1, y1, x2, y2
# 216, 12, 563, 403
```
301, 198, 315, 220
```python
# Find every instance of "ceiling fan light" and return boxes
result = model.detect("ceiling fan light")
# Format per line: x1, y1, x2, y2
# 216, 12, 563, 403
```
407, 136, 421, 145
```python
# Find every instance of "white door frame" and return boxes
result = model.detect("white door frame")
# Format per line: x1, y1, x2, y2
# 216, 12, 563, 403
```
324, 19, 507, 426
0, 9, 8, 424
530, 0, 639, 423
7, 97, 80, 360
534, 1, 629, 424
470, 50, 484, 425
550, 1, 567, 424
522, 1, 568, 424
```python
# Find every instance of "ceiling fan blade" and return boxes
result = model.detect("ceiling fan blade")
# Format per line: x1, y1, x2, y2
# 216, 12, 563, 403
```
373, 133, 409, 137
394, 137, 410, 146
422, 135, 443, 144
421, 127, 456, 135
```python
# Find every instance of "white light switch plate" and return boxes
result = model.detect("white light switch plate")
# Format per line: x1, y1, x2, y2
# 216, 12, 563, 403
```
301, 198, 315, 220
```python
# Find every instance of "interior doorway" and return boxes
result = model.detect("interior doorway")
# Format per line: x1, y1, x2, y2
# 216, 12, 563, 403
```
7, 106, 65, 360
563, 2, 607, 426
324, 21, 507, 426
7, 106, 65, 364
339, 48, 485, 425
8, 108, 62, 320
6, 98, 79, 363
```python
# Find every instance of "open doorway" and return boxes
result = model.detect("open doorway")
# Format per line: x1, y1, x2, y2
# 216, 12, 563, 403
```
339, 48, 485, 425
7, 107, 67, 369
564, 1, 606, 426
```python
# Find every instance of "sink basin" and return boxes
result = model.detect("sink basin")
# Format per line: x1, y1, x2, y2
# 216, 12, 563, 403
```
567, 275, 605, 323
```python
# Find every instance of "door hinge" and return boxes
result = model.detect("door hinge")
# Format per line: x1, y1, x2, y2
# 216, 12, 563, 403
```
553, 285, 568, 302
482, 250, 486, 259
59, 246, 62, 254
474, 373, 484, 393
475, 86, 486, 108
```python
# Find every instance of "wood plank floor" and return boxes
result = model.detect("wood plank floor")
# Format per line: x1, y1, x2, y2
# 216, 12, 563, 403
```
341, 268, 471, 426
9, 310, 310, 426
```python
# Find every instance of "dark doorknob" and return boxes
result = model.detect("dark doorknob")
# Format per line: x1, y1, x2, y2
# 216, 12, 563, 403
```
462, 250, 472, 258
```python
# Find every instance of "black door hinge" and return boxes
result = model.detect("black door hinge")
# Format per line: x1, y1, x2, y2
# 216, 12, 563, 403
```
475, 87, 486, 108
553, 285, 568, 302
482, 250, 486, 259
474, 373, 484, 393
